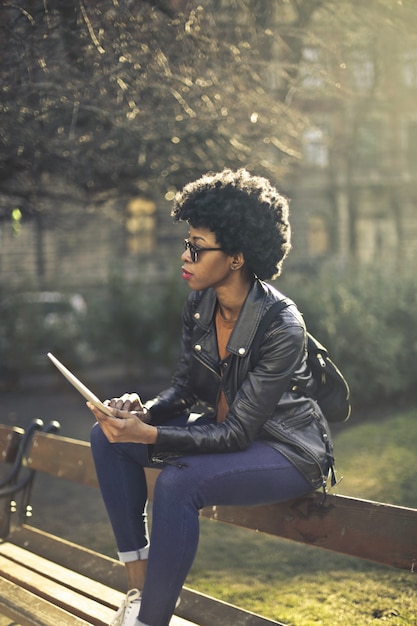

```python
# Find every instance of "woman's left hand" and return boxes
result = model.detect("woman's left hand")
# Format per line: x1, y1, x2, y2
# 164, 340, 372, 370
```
87, 393, 157, 445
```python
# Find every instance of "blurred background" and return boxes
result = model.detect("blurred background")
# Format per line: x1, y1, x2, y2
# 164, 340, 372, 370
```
1, 4, 417, 623
1, 0, 417, 459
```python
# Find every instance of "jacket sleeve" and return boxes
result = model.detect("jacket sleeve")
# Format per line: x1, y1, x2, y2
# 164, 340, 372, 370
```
152, 315, 306, 456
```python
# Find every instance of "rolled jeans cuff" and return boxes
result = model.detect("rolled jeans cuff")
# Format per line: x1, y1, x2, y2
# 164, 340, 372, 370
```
118, 544, 149, 563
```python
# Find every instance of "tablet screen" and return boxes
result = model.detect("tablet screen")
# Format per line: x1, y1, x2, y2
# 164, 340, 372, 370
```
47, 352, 114, 417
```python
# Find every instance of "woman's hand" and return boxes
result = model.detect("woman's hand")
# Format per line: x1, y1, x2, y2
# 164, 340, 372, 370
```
87, 393, 157, 445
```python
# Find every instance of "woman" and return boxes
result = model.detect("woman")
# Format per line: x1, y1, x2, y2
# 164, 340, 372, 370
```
88, 168, 335, 626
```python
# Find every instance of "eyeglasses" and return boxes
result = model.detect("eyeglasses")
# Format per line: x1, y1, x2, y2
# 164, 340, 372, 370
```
183, 238, 225, 263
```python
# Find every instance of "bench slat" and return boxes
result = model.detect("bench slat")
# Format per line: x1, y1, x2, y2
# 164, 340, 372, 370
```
0, 542, 123, 608
201, 492, 417, 571
27, 431, 98, 487
26, 431, 161, 496
0, 553, 115, 625
0, 576, 92, 626
0, 425, 24, 464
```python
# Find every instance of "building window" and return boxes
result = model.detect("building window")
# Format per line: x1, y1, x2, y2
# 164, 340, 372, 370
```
349, 51, 375, 91
307, 214, 329, 257
300, 47, 326, 89
125, 197, 156, 255
407, 121, 417, 168
303, 126, 329, 168
355, 121, 382, 169
402, 49, 417, 88
356, 216, 398, 264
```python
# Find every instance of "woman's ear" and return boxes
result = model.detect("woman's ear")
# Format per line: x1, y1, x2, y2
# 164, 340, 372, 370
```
230, 252, 245, 270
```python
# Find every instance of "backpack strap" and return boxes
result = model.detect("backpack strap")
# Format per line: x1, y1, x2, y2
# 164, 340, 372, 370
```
250, 298, 293, 368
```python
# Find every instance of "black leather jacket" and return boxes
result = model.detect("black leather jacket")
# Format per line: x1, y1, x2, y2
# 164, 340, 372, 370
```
145, 279, 334, 490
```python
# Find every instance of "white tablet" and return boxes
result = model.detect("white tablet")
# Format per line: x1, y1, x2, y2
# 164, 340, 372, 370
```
47, 352, 114, 417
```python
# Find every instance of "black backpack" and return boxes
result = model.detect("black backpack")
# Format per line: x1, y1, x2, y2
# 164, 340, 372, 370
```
251, 299, 351, 423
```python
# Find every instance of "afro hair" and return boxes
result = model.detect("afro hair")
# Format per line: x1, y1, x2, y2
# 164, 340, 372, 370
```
172, 168, 291, 279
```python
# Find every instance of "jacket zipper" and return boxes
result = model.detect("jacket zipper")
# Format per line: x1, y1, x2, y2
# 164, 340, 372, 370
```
193, 349, 222, 379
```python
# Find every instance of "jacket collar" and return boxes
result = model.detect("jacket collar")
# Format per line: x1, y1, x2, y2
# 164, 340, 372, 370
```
194, 279, 278, 358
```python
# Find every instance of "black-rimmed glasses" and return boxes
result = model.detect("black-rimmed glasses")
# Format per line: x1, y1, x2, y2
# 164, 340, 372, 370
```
183, 238, 225, 263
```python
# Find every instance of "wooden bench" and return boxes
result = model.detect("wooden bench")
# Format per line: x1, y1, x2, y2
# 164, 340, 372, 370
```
0, 421, 416, 626
0, 422, 284, 626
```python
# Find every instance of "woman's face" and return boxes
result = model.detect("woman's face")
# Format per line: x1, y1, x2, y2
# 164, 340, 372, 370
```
181, 226, 236, 291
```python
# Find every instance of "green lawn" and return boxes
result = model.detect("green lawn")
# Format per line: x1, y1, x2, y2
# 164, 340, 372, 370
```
186, 408, 417, 625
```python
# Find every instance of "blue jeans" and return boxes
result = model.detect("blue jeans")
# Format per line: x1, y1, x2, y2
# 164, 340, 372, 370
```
90, 413, 313, 626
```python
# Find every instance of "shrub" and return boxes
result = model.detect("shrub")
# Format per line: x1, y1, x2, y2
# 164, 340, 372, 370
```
4, 266, 417, 412
84, 270, 187, 378
276, 267, 417, 409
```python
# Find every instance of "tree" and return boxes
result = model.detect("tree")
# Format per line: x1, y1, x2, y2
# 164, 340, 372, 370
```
0, 0, 315, 206
2, 0, 415, 273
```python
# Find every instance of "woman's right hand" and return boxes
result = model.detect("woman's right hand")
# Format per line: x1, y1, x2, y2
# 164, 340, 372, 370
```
87, 392, 156, 444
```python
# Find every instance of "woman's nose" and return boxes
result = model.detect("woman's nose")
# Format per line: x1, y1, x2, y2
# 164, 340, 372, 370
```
181, 248, 191, 262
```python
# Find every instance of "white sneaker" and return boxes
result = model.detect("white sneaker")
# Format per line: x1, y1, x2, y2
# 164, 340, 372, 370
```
110, 588, 141, 626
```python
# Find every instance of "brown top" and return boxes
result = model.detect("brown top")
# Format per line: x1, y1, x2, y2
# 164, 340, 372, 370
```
214, 307, 237, 423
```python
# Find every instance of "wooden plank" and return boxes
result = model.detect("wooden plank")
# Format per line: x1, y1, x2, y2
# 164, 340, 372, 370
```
26, 431, 161, 497
9, 525, 283, 626
0, 542, 123, 608
201, 492, 417, 572
0, 614, 22, 626
10, 524, 128, 592
0, 544, 196, 626
0, 554, 115, 625
0, 576, 91, 626
175, 587, 285, 626
26, 432, 98, 487
0, 425, 24, 464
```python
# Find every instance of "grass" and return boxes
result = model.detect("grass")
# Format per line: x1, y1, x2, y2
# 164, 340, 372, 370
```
187, 520, 416, 625
331, 410, 417, 508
